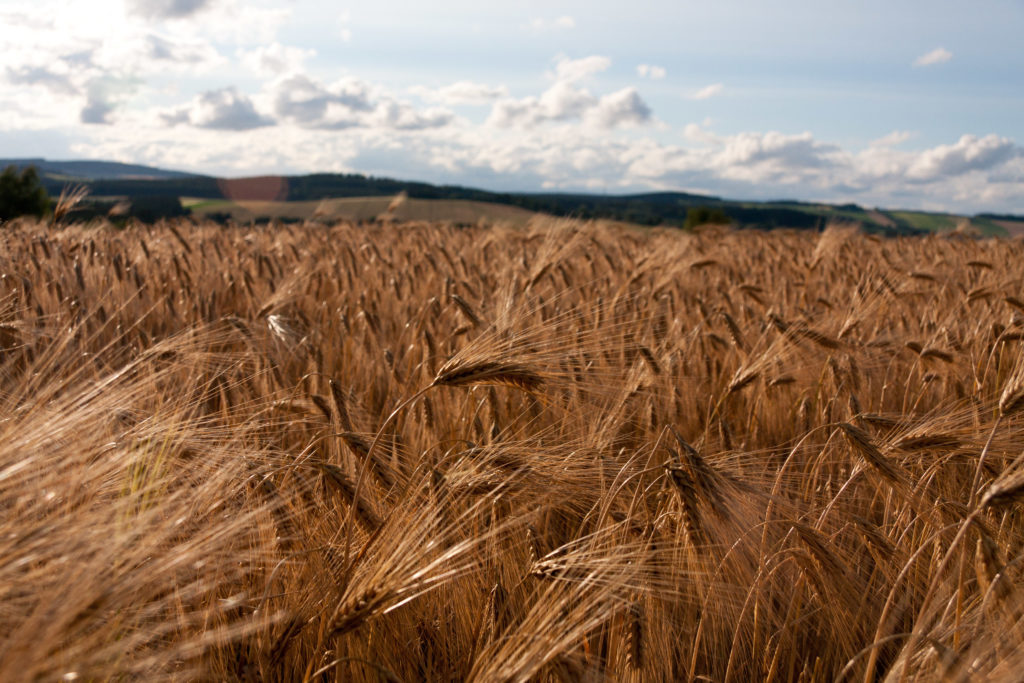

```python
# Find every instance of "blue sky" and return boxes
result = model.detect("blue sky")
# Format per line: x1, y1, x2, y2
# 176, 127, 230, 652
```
1, 0, 1022, 212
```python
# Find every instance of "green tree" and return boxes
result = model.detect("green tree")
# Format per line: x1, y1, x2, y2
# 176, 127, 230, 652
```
125, 195, 189, 223
0, 165, 50, 220
684, 205, 731, 230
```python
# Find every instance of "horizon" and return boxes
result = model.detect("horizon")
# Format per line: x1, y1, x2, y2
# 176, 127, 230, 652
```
2, 0, 1022, 214
13, 156, 1024, 219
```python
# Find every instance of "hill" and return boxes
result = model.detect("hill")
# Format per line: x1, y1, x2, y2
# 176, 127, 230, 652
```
5, 157, 1023, 234
0, 158, 201, 181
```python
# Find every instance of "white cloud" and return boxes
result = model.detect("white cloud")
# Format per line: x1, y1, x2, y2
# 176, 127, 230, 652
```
913, 47, 952, 67
194, 2, 291, 45
239, 43, 315, 76
869, 130, 913, 147
716, 131, 839, 176
587, 88, 652, 128
271, 74, 375, 128
692, 83, 724, 100
906, 134, 1018, 181
0, 14, 229, 124
851, 135, 1022, 193
682, 123, 717, 145
64, 109, 1024, 213
0, 0, 228, 120
81, 93, 115, 124
77, 75, 141, 125
553, 55, 610, 82
487, 95, 555, 128
487, 83, 591, 128
127, 0, 213, 20
487, 80, 652, 129
6, 65, 79, 96
373, 101, 453, 131
266, 72, 453, 131
143, 34, 223, 70
0, 0, 1018, 215
622, 127, 1015, 205
163, 87, 273, 130
637, 64, 666, 80
631, 126, 845, 188
487, 56, 646, 129
411, 81, 509, 105
539, 81, 595, 118
529, 16, 575, 32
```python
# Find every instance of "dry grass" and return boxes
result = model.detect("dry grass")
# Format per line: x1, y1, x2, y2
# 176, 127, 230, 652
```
2, 216, 1024, 680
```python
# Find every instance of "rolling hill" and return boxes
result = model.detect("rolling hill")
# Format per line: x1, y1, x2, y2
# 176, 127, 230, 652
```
0, 158, 199, 181
3, 157, 1022, 234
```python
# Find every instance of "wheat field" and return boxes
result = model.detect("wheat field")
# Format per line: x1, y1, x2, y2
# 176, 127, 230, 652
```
2, 216, 1024, 681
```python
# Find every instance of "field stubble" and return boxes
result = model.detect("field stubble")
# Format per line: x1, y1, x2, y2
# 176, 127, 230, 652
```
2, 217, 1024, 681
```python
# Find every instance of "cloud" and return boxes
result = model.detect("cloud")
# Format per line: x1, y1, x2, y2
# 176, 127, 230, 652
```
851, 134, 1021, 196
620, 126, 858, 195
159, 109, 190, 126
272, 74, 374, 128
627, 127, 845, 189
145, 34, 221, 66
487, 84, 651, 130
59, 50, 96, 69
718, 131, 838, 172
539, 81, 595, 118
164, 87, 273, 130
529, 16, 575, 31
239, 43, 315, 76
6, 65, 78, 96
588, 88, 652, 128
846, 137, 1023, 209
636, 64, 666, 80
128, 0, 213, 20
411, 81, 509, 106
81, 94, 115, 124
553, 55, 610, 82
692, 83, 724, 100
486, 98, 539, 128
67, 114, 1024, 213
3, 0, 1015, 216
682, 123, 717, 145
913, 47, 952, 67
488, 56, 652, 130
906, 134, 1018, 180
373, 101, 453, 131
488, 83, 594, 127
190, 2, 292, 45
869, 130, 913, 147
79, 77, 140, 125
268, 73, 453, 131
0, 1, 227, 111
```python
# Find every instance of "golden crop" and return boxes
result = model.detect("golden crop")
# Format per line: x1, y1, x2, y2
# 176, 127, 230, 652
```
2, 217, 1024, 681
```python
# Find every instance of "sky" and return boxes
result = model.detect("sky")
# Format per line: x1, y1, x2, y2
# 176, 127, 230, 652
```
1, 0, 1022, 213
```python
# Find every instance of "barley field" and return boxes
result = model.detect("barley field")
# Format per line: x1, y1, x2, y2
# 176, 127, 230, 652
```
3, 217, 1024, 681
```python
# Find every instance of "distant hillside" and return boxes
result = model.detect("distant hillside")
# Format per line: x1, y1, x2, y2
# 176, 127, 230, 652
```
24, 169, 850, 231
0, 158, 202, 181
7, 157, 1022, 234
